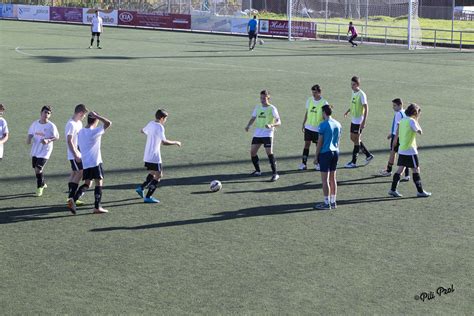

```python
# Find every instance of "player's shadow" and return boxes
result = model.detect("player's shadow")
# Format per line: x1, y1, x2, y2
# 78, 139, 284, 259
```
0, 192, 36, 200
0, 204, 90, 224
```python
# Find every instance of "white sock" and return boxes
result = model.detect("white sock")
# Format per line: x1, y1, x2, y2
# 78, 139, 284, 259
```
330, 195, 336, 203
324, 196, 329, 204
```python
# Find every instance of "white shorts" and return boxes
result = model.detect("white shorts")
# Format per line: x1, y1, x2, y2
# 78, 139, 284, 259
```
0, 144, 3, 158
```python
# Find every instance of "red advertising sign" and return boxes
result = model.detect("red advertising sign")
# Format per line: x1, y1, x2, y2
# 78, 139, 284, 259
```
50, 7, 82, 22
259, 19, 316, 38
118, 11, 191, 29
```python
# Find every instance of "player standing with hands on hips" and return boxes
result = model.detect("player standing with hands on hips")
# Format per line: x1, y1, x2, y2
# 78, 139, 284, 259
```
89, 10, 103, 49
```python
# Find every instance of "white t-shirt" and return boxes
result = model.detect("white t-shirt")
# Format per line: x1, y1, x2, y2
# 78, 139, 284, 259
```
92, 16, 103, 33
77, 126, 104, 169
398, 119, 421, 156
143, 121, 167, 164
351, 90, 367, 124
305, 97, 329, 132
28, 120, 59, 159
0, 118, 8, 158
65, 118, 83, 160
251, 104, 280, 138
391, 110, 406, 135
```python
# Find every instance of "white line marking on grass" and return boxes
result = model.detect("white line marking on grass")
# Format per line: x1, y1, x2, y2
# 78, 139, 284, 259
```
15, 47, 34, 56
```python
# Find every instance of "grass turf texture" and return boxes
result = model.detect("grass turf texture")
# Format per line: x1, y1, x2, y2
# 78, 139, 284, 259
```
0, 20, 473, 314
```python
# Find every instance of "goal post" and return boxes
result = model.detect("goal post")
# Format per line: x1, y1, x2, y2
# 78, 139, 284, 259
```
408, 0, 422, 50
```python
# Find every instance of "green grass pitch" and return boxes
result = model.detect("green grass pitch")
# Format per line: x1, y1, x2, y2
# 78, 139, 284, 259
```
0, 20, 473, 314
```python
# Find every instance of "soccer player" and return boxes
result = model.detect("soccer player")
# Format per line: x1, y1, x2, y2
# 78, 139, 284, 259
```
65, 104, 88, 208
314, 105, 342, 210
0, 104, 9, 161
247, 15, 258, 51
299, 84, 328, 171
344, 76, 374, 168
245, 90, 281, 182
388, 103, 431, 198
27, 105, 59, 197
89, 10, 103, 49
347, 21, 358, 47
135, 109, 181, 203
378, 98, 410, 180
68, 112, 112, 214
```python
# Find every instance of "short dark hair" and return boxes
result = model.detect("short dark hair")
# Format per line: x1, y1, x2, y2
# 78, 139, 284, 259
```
87, 112, 97, 125
253, 15, 257, 19
155, 109, 168, 120
260, 90, 270, 96
405, 103, 421, 117
311, 84, 321, 93
351, 76, 360, 85
349, 21, 353, 25
41, 105, 52, 113
392, 98, 403, 107
322, 104, 333, 116
0, 104, 5, 111
74, 104, 88, 114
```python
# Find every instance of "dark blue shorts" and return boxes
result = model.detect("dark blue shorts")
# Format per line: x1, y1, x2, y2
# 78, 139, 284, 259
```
318, 151, 339, 172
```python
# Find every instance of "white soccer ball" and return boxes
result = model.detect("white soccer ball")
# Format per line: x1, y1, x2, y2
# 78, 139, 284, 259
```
258, 39, 264, 45
210, 180, 222, 192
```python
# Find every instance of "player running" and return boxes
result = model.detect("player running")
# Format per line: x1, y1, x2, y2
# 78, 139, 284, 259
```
299, 84, 328, 171
68, 111, 112, 214
27, 106, 60, 197
245, 90, 281, 181
314, 105, 342, 210
388, 103, 431, 198
344, 76, 374, 168
347, 21, 358, 47
135, 109, 181, 203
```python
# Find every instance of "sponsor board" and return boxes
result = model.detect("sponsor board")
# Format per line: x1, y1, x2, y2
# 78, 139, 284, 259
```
259, 19, 316, 38
191, 15, 232, 32
17, 5, 49, 21
118, 11, 190, 29
230, 18, 249, 34
83, 8, 118, 26
0, 4, 15, 18
50, 7, 82, 22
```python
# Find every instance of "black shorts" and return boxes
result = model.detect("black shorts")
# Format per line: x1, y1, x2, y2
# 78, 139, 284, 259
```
92, 32, 101, 37
350, 123, 362, 134
251, 137, 272, 148
144, 162, 162, 172
349, 34, 358, 41
318, 151, 339, 172
83, 163, 104, 180
70, 159, 84, 171
397, 154, 419, 169
248, 31, 257, 39
32, 157, 48, 170
390, 135, 400, 152
304, 128, 319, 143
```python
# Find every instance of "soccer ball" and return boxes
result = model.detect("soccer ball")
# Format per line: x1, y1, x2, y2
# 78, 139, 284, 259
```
258, 39, 264, 45
210, 180, 222, 192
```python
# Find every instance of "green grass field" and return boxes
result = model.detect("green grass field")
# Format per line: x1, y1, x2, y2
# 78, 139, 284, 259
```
0, 20, 473, 314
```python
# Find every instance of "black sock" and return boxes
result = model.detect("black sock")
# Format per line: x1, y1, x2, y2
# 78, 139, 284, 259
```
352, 145, 360, 163
68, 182, 79, 199
74, 184, 89, 201
387, 163, 393, 173
302, 148, 309, 164
36, 173, 44, 188
141, 174, 154, 189
404, 168, 410, 177
360, 142, 371, 157
412, 173, 424, 193
391, 173, 401, 191
97, 39, 100, 47
94, 186, 103, 209
251, 155, 260, 172
268, 154, 277, 174
90, 38, 94, 46
146, 179, 159, 198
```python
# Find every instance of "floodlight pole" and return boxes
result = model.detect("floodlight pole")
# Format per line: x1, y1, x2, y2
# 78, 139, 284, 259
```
288, 0, 292, 41
451, 0, 455, 44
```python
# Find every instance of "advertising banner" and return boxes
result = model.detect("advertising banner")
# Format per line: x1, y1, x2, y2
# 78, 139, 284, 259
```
50, 7, 82, 23
83, 8, 118, 26
230, 18, 249, 34
17, 5, 49, 21
191, 15, 232, 32
259, 19, 316, 38
0, 4, 15, 18
118, 11, 190, 29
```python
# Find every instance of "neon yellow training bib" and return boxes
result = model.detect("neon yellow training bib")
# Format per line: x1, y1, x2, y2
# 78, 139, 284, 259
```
350, 92, 364, 118
398, 118, 417, 152
255, 105, 275, 129
306, 98, 327, 128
